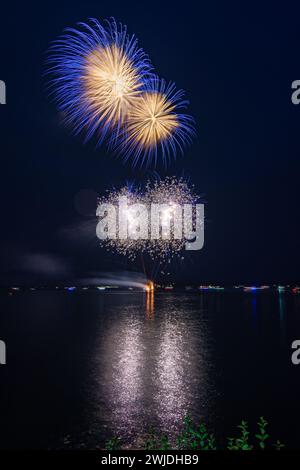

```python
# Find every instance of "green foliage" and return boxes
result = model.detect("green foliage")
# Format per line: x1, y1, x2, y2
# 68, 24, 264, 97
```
176, 415, 216, 450
255, 416, 269, 450
144, 427, 159, 450
105, 436, 122, 450
144, 428, 171, 450
104, 415, 284, 450
227, 420, 253, 450
159, 434, 170, 450
144, 429, 170, 450
274, 440, 285, 451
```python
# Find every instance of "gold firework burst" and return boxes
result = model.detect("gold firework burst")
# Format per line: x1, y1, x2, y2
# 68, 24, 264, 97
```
82, 44, 142, 127
125, 92, 179, 148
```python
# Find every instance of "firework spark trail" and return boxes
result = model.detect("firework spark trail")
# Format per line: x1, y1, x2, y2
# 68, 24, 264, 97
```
47, 18, 153, 144
114, 78, 195, 167
96, 177, 201, 261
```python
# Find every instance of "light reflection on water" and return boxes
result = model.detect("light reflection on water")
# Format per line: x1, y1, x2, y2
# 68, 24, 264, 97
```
278, 292, 287, 345
1, 290, 300, 448
91, 293, 215, 444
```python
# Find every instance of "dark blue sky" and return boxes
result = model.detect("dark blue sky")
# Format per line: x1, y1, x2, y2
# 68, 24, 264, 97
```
0, 0, 300, 283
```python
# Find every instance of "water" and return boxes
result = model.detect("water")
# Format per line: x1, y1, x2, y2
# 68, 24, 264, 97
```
0, 290, 300, 449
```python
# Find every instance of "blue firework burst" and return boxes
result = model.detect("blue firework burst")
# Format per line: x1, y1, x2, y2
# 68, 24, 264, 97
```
47, 17, 153, 145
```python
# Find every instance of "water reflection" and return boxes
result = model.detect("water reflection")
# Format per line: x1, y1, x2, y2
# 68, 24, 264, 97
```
97, 311, 144, 441
154, 313, 194, 433
146, 290, 154, 320
2, 290, 300, 449
278, 292, 286, 345
92, 293, 213, 444
251, 293, 257, 329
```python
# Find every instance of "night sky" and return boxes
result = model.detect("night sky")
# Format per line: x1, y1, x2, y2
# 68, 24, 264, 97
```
0, 1, 300, 284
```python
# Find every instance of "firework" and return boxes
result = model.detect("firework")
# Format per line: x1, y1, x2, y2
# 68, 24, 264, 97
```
47, 18, 152, 144
96, 177, 203, 261
47, 19, 195, 166
114, 78, 195, 167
